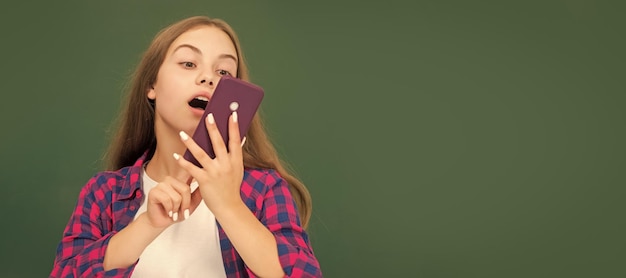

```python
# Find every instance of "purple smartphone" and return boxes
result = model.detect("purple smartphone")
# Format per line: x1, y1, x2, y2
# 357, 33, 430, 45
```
183, 76, 264, 167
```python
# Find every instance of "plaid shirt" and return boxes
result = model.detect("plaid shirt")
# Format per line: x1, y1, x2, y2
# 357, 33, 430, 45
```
50, 152, 322, 277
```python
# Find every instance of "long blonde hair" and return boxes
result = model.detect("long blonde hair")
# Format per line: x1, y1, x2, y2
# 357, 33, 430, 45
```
104, 16, 312, 228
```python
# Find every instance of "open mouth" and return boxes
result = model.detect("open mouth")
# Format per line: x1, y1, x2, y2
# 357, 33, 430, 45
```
189, 96, 209, 110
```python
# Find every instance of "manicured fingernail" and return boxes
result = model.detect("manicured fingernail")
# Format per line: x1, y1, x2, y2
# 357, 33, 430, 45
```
173, 212, 178, 221
232, 111, 238, 123
168, 211, 173, 217
184, 209, 190, 220
173, 153, 180, 160
241, 137, 247, 147
179, 131, 189, 141
207, 113, 215, 124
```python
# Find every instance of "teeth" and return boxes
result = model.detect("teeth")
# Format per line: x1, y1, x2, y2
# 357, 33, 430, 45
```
195, 96, 209, 101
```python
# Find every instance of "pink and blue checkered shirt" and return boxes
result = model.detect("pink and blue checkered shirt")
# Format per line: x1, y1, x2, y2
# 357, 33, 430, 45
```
50, 152, 321, 277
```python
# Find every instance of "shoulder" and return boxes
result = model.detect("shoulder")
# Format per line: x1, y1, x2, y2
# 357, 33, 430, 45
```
85, 166, 131, 189
241, 168, 287, 199
244, 168, 284, 184
78, 165, 140, 200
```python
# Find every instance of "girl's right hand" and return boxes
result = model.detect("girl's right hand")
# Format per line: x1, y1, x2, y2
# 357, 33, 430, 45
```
145, 174, 202, 229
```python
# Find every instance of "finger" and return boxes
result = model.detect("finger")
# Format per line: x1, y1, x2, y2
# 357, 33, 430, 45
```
158, 183, 183, 221
149, 189, 173, 218
241, 136, 247, 147
188, 187, 203, 215
178, 131, 213, 168
205, 113, 229, 158
228, 111, 243, 158
173, 166, 193, 185
164, 176, 192, 220
174, 151, 212, 182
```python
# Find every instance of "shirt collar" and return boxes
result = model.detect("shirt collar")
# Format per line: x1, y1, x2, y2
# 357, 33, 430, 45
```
116, 150, 150, 200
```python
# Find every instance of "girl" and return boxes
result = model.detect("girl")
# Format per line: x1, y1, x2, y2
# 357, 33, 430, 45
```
50, 15, 321, 278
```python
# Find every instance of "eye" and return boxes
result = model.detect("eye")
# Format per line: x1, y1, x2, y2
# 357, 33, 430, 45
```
217, 69, 232, 76
181, 62, 196, 69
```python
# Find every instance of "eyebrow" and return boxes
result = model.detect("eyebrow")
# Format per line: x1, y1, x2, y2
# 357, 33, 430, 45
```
173, 44, 238, 63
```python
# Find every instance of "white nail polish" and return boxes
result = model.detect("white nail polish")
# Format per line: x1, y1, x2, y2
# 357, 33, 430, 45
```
179, 131, 189, 141
184, 209, 190, 220
207, 113, 215, 124
168, 211, 173, 217
232, 111, 238, 123
241, 137, 247, 147
173, 153, 180, 160
173, 212, 178, 221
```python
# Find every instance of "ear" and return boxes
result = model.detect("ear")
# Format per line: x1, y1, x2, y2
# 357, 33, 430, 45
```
147, 86, 156, 100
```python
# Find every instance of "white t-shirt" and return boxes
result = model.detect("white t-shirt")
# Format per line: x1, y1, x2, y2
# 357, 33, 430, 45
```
130, 169, 227, 278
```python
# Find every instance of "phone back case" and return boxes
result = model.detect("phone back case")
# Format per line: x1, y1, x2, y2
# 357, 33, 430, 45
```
183, 76, 264, 167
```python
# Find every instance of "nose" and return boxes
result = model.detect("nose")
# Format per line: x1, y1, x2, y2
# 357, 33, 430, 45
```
197, 71, 217, 87
200, 79, 214, 86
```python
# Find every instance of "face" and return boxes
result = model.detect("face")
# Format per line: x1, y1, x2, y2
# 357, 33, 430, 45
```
148, 25, 238, 136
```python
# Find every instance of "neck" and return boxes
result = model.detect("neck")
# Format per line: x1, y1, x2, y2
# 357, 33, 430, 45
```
146, 145, 186, 182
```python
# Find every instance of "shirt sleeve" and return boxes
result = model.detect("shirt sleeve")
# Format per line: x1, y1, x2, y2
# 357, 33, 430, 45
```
246, 170, 322, 278
49, 176, 137, 278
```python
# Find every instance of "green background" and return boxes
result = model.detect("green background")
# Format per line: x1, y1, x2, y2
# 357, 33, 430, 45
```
0, 1, 623, 277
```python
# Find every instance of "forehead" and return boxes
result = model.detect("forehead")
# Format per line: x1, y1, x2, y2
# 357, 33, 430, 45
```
169, 25, 237, 56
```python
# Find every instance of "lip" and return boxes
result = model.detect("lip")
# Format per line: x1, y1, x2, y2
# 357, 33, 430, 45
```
189, 106, 205, 117
188, 92, 212, 102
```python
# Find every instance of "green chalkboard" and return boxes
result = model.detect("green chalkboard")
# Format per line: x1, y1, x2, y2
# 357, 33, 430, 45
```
0, 1, 624, 277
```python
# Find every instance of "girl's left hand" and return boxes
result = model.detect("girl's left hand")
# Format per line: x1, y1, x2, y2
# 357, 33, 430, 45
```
174, 112, 245, 213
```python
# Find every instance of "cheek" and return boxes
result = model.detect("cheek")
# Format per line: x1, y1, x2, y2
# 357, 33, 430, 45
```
153, 74, 187, 99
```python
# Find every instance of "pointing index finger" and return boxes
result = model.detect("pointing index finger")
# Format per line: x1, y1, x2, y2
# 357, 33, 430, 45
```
172, 153, 193, 185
